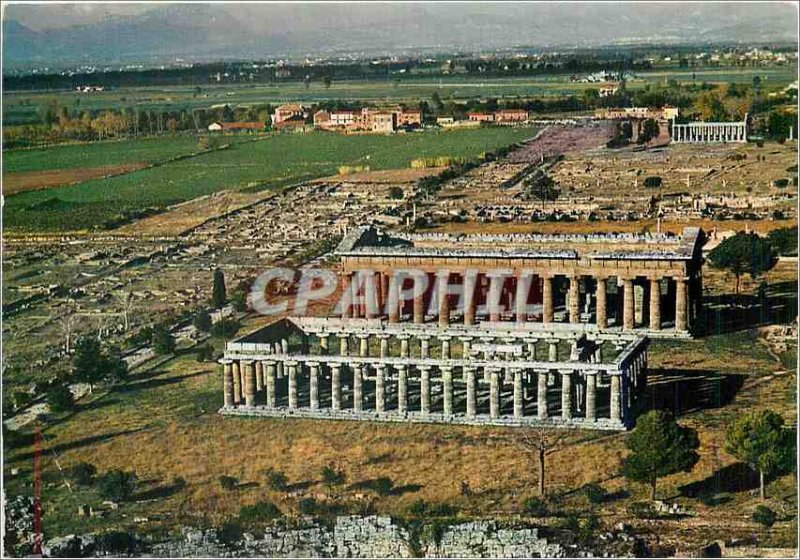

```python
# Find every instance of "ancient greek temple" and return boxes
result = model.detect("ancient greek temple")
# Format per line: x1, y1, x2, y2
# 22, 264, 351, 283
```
220, 226, 704, 430
671, 115, 748, 143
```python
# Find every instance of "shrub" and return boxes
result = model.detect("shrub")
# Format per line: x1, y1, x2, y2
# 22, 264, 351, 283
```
407, 499, 456, 517
240, 501, 282, 522
265, 468, 288, 491
752, 505, 777, 527
47, 384, 74, 413
218, 475, 238, 491
97, 470, 137, 502
211, 318, 240, 340
299, 497, 317, 515
96, 531, 135, 555
196, 344, 215, 362
151, 324, 176, 355
217, 521, 243, 545
69, 462, 97, 486
373, 477, 394, 496
627, 501, 658, 519
772, 178, 789, 188
522, 497, 549, 517
193, 308, 212, 332
321, 464, 345, 486
643, 176, 662, 188
584, 483, 607, 504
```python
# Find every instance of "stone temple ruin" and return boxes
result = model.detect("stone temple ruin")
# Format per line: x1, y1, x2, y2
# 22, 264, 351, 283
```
220, 226, 703, 430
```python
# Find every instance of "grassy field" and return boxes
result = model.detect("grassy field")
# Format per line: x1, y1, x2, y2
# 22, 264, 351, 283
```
5, 126, 537, 232
2, 324, 795, 548
4, 66, 796, 126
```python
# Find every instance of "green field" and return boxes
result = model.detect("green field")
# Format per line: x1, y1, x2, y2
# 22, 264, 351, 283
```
4, 66, 795, 126
5, 127, 537, 232
3, 135, 217, 174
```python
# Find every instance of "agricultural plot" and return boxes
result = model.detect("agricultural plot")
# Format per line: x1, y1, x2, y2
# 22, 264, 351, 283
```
5, 126, 537, 232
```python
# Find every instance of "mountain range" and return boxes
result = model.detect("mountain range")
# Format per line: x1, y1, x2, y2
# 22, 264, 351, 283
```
3, 3, 798, 68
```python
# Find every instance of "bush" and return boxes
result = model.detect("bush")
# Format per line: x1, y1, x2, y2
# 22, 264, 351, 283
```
211, 318, 240, 340
373, 477, 394, 496
217, 521, 243, 545
151, 324, 175, 355
218, 475, 238, 491
97, 470, 137, 502
584, 483, 607, 504
196, 344, 215, 362
47, 384, 74, 413
240, 501, 282, 522
299, 497, 317, 515
772, 178, 790, 188
69, 462, 97, 486
643, 176, 662, 188
407, 499, 457, 518
265, 468, 288, 491
522, 497, 549, 517
96, 531, 135, 555
627, 501, 658, 519
193, 308, 212, 332
321, 464, 345, 486
752, 505, 777, 527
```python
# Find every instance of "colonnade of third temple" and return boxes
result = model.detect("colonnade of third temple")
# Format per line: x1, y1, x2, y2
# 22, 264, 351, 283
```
671, 118, 747, 143
340, 270, 695, 333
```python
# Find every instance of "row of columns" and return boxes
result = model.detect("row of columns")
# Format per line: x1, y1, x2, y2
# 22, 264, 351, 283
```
344, 271, 689, 332
671, 121, 747, 143
222, 358, 639, 425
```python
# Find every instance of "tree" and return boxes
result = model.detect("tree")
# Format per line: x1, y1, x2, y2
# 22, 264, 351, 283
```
69, 462, 97, 486
151, 324, 176, 355
47, 384, 74, 413
767, 227, 798, 257
323, 76, 332, 89
230, 290, 247, 312
212, 268, 227, 308
101, 346, 128, 383
643, 176, 662, 188
621, 410, 700, 501
725, 409, 795, 499
523, 171, 560, 209
72, 337, 104, 391
708, 232, 775, 294
518, 427, 569, 496
211, 318, 240, 340
97, 470, 137, 502
193, 308, 213, 333
640, 118, 660, 143
388, 186, 404, 200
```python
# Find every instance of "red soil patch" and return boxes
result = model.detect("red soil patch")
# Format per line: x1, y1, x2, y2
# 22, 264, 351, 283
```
3, 163, 147, 195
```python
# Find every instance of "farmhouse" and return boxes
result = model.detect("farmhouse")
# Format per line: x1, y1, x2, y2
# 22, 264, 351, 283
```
273, 103, 306, 125
207, 121, 265, 132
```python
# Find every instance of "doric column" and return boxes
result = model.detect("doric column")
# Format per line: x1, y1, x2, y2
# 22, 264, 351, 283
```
465, 367, 477, 418
255, 360, 264, 393
309, 362, 320, 410
461, 337, 472, 359
388, 273, 400, 322
487, 272, 504, 322
464, 272, 477, 325
489, 368, 500, 419
419, 336, 430, 359
233, 361, 242, 404
358, 334, 369, 357
223, 361, 234, 407
515, 272, 531, 322
610, 374, 621, 422
265, 361, 276, 408
397, 365, 408, 414
526, 340, 537, 360
379, 335, 390, 358
287, 362, 298, 409
331, 363, 342, 411
437, 271, 450, 327
440, 336, 451, 360
398, 335, 410, 358
413, 274, 425, 323
441, 366, 453, 416
675, 277, 688, 332
319, 335, 329, 354
244, 360, 256, 407
561, 370, 572, 420
542, 276, 554, 324
537, 371, 548, 419
513, 369, 524, 420
352, 364, 362, 412
548, 340, 558, 361
649, 278, 662, 331
585, 372, 597, 421
375, 364, 385, 413
350, 275, 360, 318
622, 277, 635, 330
419, 366, 430, 415
341, 273, 351, 320
595, 277, 607, 329
339, 335, 349, 357
568, 276, 580, 324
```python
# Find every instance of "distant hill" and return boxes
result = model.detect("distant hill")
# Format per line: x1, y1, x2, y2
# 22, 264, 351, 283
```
3, 3, 798, 67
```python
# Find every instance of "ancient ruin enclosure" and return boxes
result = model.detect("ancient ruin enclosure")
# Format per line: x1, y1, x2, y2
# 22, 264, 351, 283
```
222, 318, 648, 430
